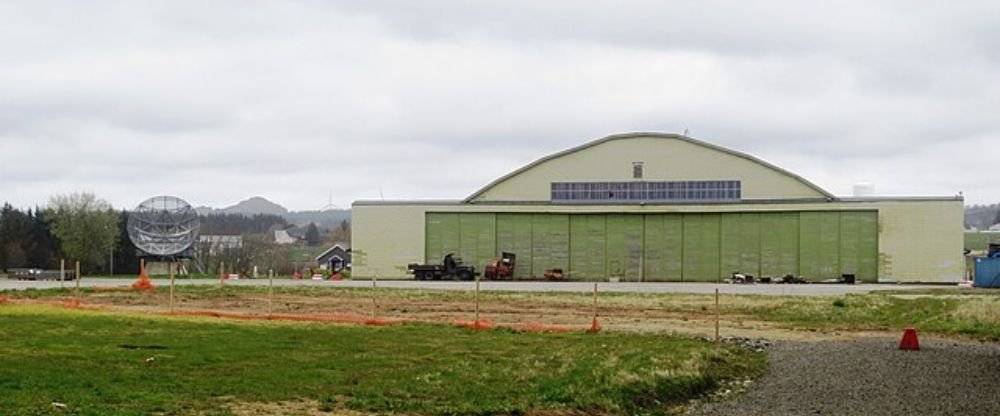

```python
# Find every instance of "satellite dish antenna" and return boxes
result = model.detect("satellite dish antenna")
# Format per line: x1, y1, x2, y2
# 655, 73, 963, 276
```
127, 196, 201, 259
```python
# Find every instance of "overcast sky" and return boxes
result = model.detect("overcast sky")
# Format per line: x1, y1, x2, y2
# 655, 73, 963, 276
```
2, 1, 998, 211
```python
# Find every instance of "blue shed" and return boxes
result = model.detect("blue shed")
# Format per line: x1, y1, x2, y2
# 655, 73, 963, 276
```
974, 257, 1000, 288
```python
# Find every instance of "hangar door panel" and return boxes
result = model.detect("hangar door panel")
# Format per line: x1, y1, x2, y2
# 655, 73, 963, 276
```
799, 212, 841, 279
719, 213, 763, 278
643, 214, 683, 281
458, 213, 496, 271
531, 214, 570, 278
682, 213, 721, 281
759, 212, 799, 278
606, 214, 644, 281
739, 213, 762, 276
496, 214, 534, 278
570, 215, 607, 281
840, 211, 878, 282
425, 213, 461, 263
839, 211, 859, 279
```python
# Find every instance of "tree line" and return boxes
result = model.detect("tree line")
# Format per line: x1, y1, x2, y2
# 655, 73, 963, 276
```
1, 194, 135, 274
1, 193, 330, 275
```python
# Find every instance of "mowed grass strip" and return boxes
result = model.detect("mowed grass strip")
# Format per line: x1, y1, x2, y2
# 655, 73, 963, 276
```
745, 293, 1000, 341
0, 305, 762, 416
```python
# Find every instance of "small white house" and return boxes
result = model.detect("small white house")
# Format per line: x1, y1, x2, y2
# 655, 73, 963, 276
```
274, 229, 298, 245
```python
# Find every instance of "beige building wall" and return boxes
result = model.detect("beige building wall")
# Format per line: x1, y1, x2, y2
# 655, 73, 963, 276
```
351, 203, 432, 278
352, 198, 964, 283
874, 200, 965, 282
469, 134, 829, 202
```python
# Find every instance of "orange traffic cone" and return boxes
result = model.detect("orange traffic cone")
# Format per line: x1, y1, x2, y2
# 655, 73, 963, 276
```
899, 327, 920, 350
132, 265, 155, 291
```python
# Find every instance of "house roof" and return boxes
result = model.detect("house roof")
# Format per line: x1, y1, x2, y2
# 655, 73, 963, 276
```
315, 243, 351, 262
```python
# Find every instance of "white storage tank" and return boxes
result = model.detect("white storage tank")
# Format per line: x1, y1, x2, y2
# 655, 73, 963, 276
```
853, 182, 875, 197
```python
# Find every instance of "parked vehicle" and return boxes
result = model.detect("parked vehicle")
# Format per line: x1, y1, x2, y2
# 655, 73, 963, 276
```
7, 268, 76, 280
484, 252, 516, 280
407, 253, 478, 281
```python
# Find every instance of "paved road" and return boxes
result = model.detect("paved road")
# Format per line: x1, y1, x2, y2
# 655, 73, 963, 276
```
0, 277, 955, 296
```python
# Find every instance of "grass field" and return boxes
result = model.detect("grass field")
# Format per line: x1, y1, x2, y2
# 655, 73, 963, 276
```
965, 231, 1000, 251
6, 285, 1000, 341
4, 285, 999, 414
0, 303, 762, 416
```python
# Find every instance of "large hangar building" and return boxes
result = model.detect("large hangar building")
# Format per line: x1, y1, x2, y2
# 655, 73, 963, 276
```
353, 133, 963, 283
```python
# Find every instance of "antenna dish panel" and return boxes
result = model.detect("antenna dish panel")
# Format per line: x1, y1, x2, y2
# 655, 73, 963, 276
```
128, 196, 201, 258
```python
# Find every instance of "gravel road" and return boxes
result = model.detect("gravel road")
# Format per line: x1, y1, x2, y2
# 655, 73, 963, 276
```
690, 338, 1000, 415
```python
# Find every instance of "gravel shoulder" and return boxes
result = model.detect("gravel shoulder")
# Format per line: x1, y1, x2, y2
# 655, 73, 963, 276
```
689, 338, 1000, 415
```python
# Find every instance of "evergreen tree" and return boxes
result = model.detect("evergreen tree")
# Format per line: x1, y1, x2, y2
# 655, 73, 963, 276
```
27, 208, 59, 269
0, 204, 33, 269
113, 210, 140, 275
305, 222, 321, 246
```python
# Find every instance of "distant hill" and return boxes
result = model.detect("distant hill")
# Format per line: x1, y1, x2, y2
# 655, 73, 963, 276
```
197, 196, 350, 228
966, 204, 999, 230
196, 196, 288, 216
285, 210, 352, 229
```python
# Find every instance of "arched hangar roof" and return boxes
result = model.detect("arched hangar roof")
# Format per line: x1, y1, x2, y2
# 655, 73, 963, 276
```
464, 132, 834, 203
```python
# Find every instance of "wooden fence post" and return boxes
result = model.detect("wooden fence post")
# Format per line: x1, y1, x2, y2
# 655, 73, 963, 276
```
75, 261, 81, 300
715, 288, 721, 344
169, 262, 176, 313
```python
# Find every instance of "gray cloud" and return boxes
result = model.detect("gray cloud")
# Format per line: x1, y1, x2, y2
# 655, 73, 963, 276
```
0, 1, 998, 210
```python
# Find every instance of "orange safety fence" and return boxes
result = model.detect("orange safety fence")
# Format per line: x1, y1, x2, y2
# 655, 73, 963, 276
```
454, 319, 494, 330
4, 295, 601, 334
3, 297, 105, 311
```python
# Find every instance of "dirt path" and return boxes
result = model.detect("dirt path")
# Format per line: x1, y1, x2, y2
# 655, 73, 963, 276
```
15, 289, 881, 341
689, 338, 1000, 415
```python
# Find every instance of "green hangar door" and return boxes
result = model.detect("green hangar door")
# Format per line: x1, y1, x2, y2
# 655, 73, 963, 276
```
425, 213, 496, 270
425, 211, 878, 282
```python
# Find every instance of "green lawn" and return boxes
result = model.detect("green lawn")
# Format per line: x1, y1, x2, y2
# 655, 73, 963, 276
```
965, 231, 1000, 251
289, 246, 328, 263
729, 292, 1000, 341
0, 304, 762, 416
